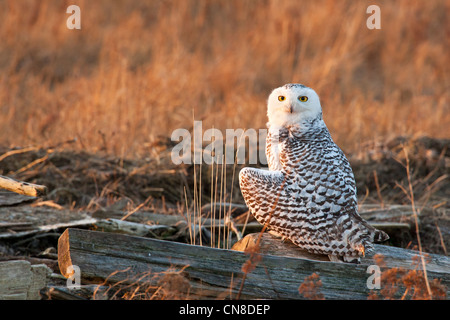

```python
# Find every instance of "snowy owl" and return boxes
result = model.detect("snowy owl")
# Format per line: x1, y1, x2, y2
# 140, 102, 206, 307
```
239, 83, 389, 263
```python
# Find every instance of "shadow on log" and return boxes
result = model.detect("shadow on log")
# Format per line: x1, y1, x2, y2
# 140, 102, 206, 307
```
58, 228, 450, 299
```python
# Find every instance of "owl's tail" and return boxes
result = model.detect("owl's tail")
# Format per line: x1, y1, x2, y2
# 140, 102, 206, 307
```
345, 213, 390, 259
373, 228, 389, 243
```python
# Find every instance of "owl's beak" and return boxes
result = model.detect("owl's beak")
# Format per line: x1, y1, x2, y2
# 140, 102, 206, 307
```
284, 105, 294, 113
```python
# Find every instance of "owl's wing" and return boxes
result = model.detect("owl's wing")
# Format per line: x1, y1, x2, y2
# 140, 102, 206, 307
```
239, 167, 287, 228
275, 128, 389, 255
240, 165, 340, 254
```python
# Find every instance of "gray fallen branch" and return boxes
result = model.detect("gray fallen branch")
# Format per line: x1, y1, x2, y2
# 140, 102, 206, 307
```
95, 218, 176, 238
0, 218, 97, 240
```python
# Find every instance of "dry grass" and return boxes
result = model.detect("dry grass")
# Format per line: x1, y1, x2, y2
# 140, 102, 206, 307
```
0, 0, 448, 158
298, 273, 325, 300
368, 254, 447, 300
297, 255, 447, 300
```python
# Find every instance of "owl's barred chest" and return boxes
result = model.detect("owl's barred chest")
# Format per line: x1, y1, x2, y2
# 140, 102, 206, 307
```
267, 126, 344, 175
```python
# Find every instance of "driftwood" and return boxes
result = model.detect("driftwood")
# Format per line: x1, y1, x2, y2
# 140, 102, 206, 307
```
92, 209, 185, 225
233, 233, 450, 272
0, 192, 37, 207
0, 217, 96, 240
0, 260, 52, 299
232, 233, 330, 261
94, 218, 177, 238
0, 256, 59, 273
0, 175, 47, 197
58, 228, 450, 299
0, 205, 97, 240
93, 204, 416, 237
44, 284, 110, 300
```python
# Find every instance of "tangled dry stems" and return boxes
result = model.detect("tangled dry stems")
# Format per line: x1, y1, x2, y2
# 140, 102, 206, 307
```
298, 273, 325, 300
368, 254, 446, 300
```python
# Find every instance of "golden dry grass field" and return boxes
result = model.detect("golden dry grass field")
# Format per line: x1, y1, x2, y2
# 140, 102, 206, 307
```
0, 0, 448, 157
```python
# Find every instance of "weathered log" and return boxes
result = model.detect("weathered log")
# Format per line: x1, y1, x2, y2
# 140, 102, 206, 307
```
233, 233, 450, 273
0, 260, 52, 299
0, 191, 36, 207
92, 209, 185, 225
58, 228, 450, 299
0, 205, 97, 239
232, 233, 330, 261
44, 284, 110, 300
0, 217, 96, 239
0, 222, 35, 231
94, 218, 177, 237
93, 206, 411, 236
0, 256, 58, 272
0, 175, 47, 197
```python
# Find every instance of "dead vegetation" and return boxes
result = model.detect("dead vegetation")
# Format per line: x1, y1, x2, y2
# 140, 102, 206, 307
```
0, 0, 448, 300
367, 254, 447, 300
297, 254, 447, 300
298, 273, 325, 300
0, 135, 449, 299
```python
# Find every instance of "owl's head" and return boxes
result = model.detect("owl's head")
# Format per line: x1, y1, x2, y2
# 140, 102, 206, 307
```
267, 84, 322, 128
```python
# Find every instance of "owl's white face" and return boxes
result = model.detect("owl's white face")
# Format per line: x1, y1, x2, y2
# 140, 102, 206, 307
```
267, 84, 322, 128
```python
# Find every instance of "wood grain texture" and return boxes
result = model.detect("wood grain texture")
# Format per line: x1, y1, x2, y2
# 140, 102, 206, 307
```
0, 175, 47, 197
0, 260, 51, 299
58, 228, 450, 299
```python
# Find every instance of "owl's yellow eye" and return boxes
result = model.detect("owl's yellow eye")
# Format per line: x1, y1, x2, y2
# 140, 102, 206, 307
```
298, 96, 308, 102
278, 95, 285, 101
